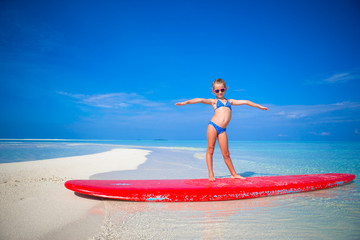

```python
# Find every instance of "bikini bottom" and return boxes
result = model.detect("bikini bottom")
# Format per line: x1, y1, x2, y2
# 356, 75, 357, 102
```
209, 121, 226, 135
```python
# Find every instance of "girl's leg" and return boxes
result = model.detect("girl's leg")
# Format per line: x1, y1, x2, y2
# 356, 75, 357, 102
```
217, 132, 245, 179
206, 125, 217, 181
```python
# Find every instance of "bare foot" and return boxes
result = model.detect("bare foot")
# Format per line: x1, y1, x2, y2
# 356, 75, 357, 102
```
231, 174, 246, 180
208, 176, 216, 181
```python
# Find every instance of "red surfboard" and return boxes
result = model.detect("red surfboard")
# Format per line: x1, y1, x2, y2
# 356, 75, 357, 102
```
64, 173, 355, 202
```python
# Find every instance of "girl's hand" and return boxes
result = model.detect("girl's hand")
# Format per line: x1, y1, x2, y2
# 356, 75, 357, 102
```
175, 102, 186, 106
259, 106, 268, 111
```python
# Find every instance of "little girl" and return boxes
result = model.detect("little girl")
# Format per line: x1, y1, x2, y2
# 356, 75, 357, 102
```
175, 78, 268, 181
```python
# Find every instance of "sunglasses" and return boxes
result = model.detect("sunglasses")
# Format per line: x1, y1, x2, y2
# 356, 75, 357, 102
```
213, 88, 226, 93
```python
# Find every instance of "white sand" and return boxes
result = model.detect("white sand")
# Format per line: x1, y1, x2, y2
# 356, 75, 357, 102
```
0, 148, 151, 240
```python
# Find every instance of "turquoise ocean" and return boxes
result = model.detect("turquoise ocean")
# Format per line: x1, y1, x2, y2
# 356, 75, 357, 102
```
1, 139, 359, 239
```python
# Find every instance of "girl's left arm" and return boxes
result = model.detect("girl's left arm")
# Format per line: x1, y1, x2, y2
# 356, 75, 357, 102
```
229, 99, 268, 111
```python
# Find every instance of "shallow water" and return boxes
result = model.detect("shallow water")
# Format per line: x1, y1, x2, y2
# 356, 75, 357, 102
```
87, 184, 358, 240
1, 140, 359, 239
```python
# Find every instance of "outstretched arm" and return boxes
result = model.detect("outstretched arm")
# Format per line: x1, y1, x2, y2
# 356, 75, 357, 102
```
175, 98, 213, 106
229, 100, 268, 111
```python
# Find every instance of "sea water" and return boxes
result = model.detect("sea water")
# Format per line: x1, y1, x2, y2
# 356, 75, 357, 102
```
1, 140, 359, 239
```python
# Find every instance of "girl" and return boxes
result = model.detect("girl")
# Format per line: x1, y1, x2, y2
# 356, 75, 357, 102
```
175, 79, 268, 181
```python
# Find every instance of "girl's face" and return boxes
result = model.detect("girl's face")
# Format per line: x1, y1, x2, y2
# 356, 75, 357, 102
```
213, 83, 226, 98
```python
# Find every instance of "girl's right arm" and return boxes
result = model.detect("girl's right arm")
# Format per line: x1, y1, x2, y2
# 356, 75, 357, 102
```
175, 98, 213, 106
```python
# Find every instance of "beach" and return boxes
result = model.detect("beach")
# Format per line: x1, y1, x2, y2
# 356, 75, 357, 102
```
0, 147, 151, 240
0, 140, 359, 239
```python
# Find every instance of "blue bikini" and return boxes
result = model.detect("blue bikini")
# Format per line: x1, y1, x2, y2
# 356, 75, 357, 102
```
209, 99, 232, 135
215, 99, 232, 111
209, 121, 227, 135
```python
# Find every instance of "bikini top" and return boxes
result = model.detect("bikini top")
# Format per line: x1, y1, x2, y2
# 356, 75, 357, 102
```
215, 99, 232, 111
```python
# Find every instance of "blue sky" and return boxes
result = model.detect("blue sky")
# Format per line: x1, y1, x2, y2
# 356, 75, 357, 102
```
1, 0, 360, 140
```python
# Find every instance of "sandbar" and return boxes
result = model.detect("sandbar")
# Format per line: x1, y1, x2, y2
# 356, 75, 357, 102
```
0, 148, 150, 240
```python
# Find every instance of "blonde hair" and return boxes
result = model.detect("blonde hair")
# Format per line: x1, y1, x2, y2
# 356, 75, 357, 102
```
212, 78, 227, 89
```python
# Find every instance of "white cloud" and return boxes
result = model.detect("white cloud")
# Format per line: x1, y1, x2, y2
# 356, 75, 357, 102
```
57, 91, 164, 110
270, 101, 360, 120
310, 132, 331, 136
324, 73, 353, 84
307, 71, 360, 85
